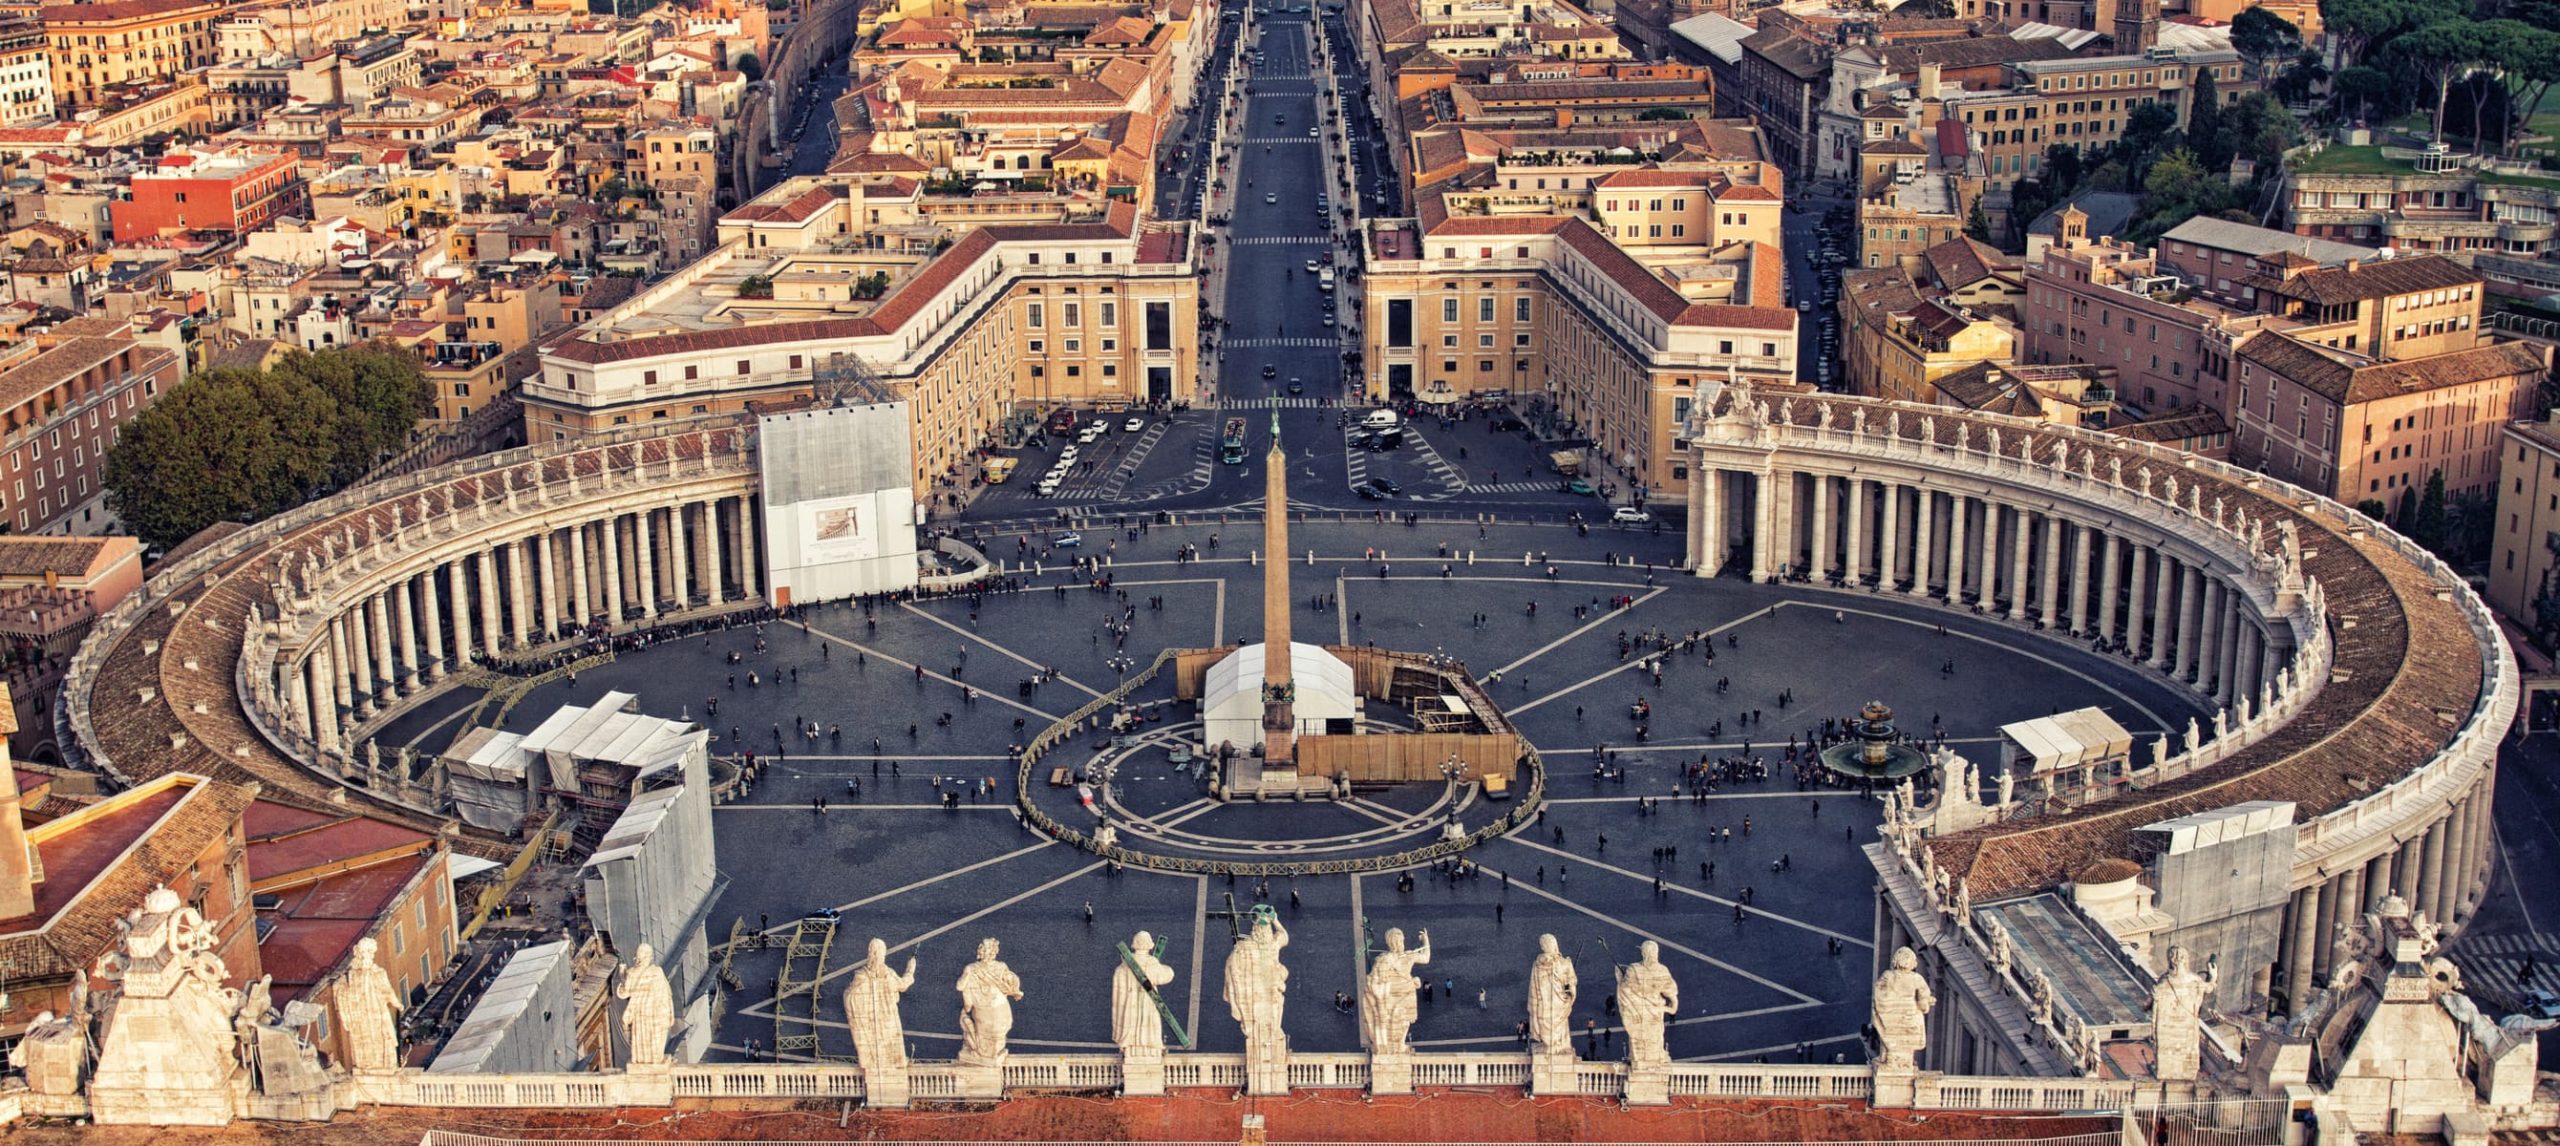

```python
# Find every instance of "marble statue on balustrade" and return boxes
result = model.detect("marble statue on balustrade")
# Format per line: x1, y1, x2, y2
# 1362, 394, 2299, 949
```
1616, 941, 1680, 1071
87, 886, 245, 1125
2150, 946, 2212, 1081
337, 936, 405, 1072
1113, 930, 1178, 1053
846, 938, 918, 1072
1361, 927, 1431, 1054
618, 943, 675, 1069
956, 938, 1022, 1068
1225, 913, 1290, 1094
1872, 946, 1936, 1072
234, 973, 328, 1097
1527, 933, 1578, 1058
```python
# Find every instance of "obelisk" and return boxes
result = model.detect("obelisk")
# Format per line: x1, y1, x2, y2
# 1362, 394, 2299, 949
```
1260, 414, 1295, 765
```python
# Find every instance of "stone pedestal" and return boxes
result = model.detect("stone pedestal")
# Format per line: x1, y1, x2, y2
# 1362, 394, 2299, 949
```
953, 1060, 1005, 1100
1122, 1047, 1166, 1097
1871, 1067, 1919, 1109
1528, 1048, 1580, 1096
1242, 1041, 1289, 1096
1369, 1050, 1412, 1096
865, 1062, 911, 1109
1624, 1064, 1669, 1106
620, 1061, 675, 1107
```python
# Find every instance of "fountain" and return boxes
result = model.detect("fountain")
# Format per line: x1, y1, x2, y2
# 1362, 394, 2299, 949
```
1818, 701, 1930, 783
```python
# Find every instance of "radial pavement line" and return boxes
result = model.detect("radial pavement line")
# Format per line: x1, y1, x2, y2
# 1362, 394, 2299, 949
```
1408, 1000, 1823, 1048
1538, 736, 2010, 759
1472, 856, 1822, 1005
796, 861, 1110, 993
1814, 601, 2177, 733
1512, 601, 1780, 714
1688, 1031, 1865, 1064
1189, 876, 1210, 1044
805, 628, 1064, 724
1498, 587, 1681, 710
1507, 837, 1872, 949
898, 601, 1108, 700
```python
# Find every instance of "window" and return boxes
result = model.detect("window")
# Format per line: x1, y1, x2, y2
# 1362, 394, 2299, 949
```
1443, 298, 1459, 322
1027, 303, 1044, 328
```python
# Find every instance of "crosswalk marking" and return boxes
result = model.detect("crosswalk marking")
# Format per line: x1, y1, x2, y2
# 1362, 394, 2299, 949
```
1228, 236, 1333, 246
1464, 480, 1567, 495
1219, 397, 1333, 409
1222, 336, 1340, 349
1241, 136, 1321, 145
2451, 931, 2560, 1006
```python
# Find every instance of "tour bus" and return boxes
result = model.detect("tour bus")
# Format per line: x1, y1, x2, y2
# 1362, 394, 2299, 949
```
1220, 417, 1249, 464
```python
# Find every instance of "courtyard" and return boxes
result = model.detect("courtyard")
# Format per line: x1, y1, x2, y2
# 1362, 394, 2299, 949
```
381, 515, 2204, 1068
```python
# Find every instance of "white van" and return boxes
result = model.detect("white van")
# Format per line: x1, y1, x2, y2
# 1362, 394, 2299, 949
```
1362, 409, 1399, 429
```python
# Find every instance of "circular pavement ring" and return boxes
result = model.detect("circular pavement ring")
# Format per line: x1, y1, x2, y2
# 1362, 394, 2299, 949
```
1012, 648, 1547, 876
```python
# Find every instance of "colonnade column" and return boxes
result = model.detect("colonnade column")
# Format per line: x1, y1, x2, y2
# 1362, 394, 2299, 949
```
1910, 490, 1935, 596
1945, 496, 1969, 603
2122, 546, 2149, 656
2310, 876, 2340, 982
477, 548, 503, 656
329, 614, 357, 720
1700, 470, 1726, 575
738, 497, 762, 599
2038, 515, 2063, 625
367, 593, 394, 705
1879, 482, 1902, 589
1846, 478, 1869, 584
313, 641, 344, 752
2422, 817, 2452, 923
393, 581, 419, 695
570, 522, 593, 627
2283, 886, 2317, 1011
2148, 553, 2176, 668
600, 515, 625, 625
421, 567, 445, 680
635, 506, 659, 619
1811, 475, 1834, 581
2096, 533, 2123, 643
536, 528, 560, 640
507, 537, 533, 647
1979, 501, 2001, 610
448, 556, 476, 667
2005, 507, 2031, 620
2220, 595, 2247, 703
1687, 467, 1712, 573
1750, 470, 1779, 582
670, 502, 694, 609
2194, 579, 2223, 690
2176, 566, 2205, 683
2336, 866, 2366, 947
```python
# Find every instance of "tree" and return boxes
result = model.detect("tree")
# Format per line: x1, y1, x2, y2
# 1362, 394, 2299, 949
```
1964, 198, 1993, 243
2043, 143, 2086, 192
2117, 102, 2183, 189
103, 345, 429, 551
2398, 21, 2491, 148
2394, 484, 2420, 532
2130, 148, 2236, 242
2230, 7, 2304, 80
2413, 468, 2450, 553
737, 53, 763, 83
2273, 49, 2329, 105
2489, 20, 2560, 155
1636, 107, 1690, 121
2332, 65, 2394, 124
2187, 68, 2227, 172
2327, 0, 2464, 69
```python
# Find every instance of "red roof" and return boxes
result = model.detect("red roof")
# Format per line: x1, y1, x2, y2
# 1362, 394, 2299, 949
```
245, 799, 433, 883
0, 785, 184, 934
1935, 118, 1969, 158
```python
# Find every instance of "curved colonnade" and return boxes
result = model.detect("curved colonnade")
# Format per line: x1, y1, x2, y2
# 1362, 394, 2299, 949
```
1685, 390, 2515, 1014
60, 417, 767, 841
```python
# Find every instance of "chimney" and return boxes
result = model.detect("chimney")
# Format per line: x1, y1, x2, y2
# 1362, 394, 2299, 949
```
1918, 63, 1941, 97
2344, 258, 2361, 274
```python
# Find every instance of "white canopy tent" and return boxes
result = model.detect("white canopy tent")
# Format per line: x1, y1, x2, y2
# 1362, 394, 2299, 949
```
1201, 642, 1359, 752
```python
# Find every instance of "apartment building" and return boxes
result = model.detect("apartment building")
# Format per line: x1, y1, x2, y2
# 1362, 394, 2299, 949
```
1838, 267, 2017, 405
533, 180, 1199, 494
110, 148, 307, 243
2021, 204, 2262, 415
38, 0, 221, 107
2282, 159, 2560, 300
2487, 413, 2560, 630
1362, 190, 1797, 496
0, 19, 53, 123
0, 329, 182, 535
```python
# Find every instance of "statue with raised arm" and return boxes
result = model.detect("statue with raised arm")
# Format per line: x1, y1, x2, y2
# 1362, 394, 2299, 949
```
1111, 931, 1177, 1053
1527, 933, 1578, 1056
335, 940, 406, 1069
617, 943, 673, 1068
955, 938, 1022, 1068
845, 938, 918, 1072
1616, 941, 1680, 1070
2150, 946, 2211, 1080
1872, 946, 1936, 1070
1362, 927, 1432, 1054
1225, 913, 1290, 1055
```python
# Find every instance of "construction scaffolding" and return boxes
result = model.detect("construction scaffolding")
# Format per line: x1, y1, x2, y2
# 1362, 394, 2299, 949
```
773, 913, 839, 1058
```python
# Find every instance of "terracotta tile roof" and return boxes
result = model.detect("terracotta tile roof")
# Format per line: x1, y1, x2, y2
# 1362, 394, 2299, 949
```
38, 0, 216, 23
1594, 169, 1709, 189
1821, 397, 2492, 897
1920, 235, 2006, 290
1711, 182, 1780, 201
1882, 35, 2077, 70
0, 536, 121, 580
2244, 254, 2479, 307
724, 182, 845, 224
2112, 405, 2231, 444
2240, 332, 2549, 406
0, 777, 254, 984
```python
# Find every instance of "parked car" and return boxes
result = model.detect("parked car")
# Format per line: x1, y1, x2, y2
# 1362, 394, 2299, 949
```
1123, 416, 1146, 432
1365, 477, 1401, 495
1263, 363, 1278, 377
1561, 478, 1596, 496
1287, 379, 1305, 394
1611, 506, 1651, 524
1053, 531, 1084, 547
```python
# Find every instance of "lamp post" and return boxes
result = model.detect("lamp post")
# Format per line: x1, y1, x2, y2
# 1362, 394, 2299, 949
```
1439, 752, 1468, 821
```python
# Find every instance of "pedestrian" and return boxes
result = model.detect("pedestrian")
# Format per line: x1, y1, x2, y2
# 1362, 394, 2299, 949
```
1495, 902, 1505, 923
1084, 899, 1095, 924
